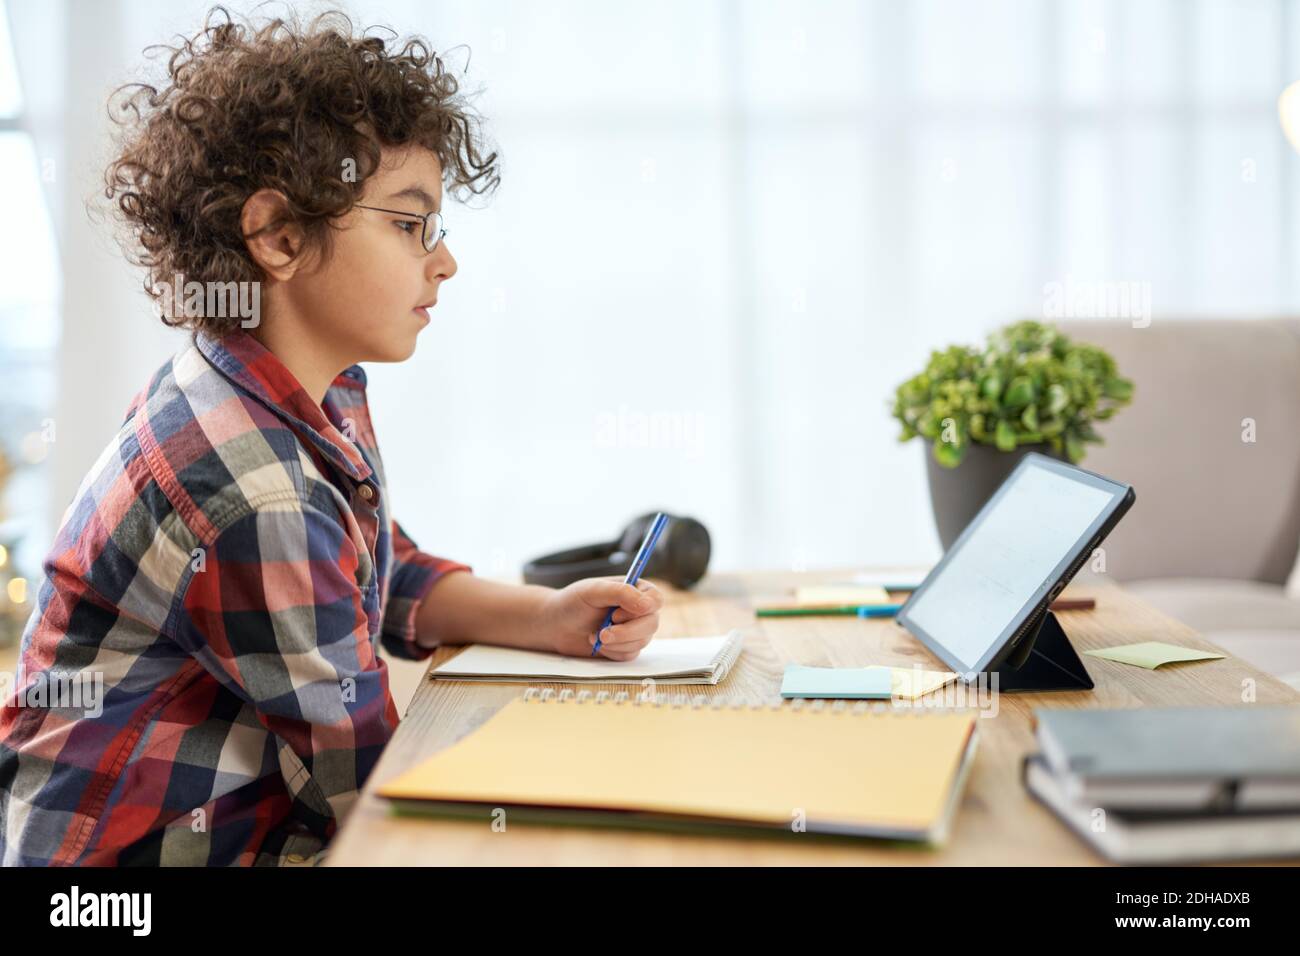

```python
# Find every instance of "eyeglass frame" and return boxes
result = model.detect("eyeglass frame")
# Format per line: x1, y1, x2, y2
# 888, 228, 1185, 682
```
354, 204, 447, 253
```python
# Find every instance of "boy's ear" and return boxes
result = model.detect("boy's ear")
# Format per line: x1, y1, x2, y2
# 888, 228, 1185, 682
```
241, 189, 308, 280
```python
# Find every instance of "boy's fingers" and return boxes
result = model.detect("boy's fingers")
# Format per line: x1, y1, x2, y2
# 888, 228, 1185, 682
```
636, 581, 665, 610
596, 616, 658, 647
597, 633, 653, 659
584, 578, 656, 615
609, 583, 666, 624
610, 601, 660, 625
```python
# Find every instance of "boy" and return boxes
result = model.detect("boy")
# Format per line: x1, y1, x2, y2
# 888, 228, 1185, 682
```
0, 9, 663, 866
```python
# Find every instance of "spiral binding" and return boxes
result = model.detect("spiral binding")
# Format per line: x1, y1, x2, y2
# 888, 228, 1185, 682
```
518, 686, 937, 714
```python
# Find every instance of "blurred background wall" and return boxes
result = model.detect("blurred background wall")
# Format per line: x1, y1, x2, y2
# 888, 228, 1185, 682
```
2, 0, 1299, 591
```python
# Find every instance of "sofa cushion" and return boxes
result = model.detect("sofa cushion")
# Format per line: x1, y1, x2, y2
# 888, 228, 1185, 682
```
1124, 578, 1300, 689
1192, 631, 1300, 693
1059, 319, 1300, 585
1125, 578, 1300, 632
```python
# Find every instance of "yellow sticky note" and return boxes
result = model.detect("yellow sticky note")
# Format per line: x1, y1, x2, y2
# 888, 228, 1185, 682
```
1083, 642, 1226, 670
795, 585, 891, 607
883, 666, 958, 700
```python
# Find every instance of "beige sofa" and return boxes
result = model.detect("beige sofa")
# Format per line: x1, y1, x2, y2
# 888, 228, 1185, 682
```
1059, 318, 1300, 689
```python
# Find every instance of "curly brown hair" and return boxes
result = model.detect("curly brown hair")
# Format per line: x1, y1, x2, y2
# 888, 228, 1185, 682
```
104, 5, 499, 334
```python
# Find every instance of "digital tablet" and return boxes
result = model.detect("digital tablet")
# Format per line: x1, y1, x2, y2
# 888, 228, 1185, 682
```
896, 452, 1135, 678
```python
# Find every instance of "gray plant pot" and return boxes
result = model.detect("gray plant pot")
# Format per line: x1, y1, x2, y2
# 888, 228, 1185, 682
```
924, 441, 1068, 551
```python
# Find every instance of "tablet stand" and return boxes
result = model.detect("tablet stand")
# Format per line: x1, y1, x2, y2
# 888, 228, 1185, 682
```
986, 609, 1094, 692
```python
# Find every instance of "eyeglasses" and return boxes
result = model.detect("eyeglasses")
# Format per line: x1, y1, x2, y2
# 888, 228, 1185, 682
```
355, 204, 447, 253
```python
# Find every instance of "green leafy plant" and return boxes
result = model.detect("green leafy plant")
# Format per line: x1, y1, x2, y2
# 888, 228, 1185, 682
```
892, 320, 1134, 468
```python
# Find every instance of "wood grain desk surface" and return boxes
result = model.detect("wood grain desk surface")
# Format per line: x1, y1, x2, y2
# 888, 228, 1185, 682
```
327, 570, 1300, 866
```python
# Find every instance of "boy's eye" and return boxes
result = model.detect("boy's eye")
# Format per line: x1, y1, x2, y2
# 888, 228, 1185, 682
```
395, 220, 420, 235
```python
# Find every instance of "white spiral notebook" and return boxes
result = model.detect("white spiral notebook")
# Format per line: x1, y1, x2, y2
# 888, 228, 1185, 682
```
429, 631, 745, 685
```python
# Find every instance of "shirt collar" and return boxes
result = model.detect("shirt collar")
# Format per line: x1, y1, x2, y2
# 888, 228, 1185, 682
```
195, 329, 374, 483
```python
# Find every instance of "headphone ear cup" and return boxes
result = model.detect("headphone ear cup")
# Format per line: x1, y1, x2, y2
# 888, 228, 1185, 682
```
523, 512, 712, 591
644, 516, 711, 589
614, 512, 661, 557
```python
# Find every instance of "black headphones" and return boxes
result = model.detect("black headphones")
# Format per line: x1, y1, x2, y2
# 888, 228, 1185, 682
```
522, 512, 711, 590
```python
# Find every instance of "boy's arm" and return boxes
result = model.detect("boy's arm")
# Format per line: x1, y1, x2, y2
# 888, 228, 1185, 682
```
390, 517, 564, 653
383, 519, 472, 660
393, 520, 666, 659
412, 572, 556, 651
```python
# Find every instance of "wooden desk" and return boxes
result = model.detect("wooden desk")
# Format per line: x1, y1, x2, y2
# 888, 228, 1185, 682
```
326, 570, 1300, 865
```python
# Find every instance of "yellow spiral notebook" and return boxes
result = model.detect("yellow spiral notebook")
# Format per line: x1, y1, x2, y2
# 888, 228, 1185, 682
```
378, 694, 979, 843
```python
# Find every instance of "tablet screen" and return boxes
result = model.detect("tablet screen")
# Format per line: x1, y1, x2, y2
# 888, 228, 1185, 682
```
901, 456, 1126, 674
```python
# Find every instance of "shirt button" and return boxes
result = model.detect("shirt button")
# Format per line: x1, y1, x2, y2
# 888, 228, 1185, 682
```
358, 485, 374, 501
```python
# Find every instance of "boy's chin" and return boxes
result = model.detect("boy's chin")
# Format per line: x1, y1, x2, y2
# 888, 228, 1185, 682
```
367, 329, 422, 363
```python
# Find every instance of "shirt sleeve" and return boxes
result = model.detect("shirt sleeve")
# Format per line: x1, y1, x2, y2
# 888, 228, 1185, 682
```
381, 518, 472, 661
174, 500, 399, 847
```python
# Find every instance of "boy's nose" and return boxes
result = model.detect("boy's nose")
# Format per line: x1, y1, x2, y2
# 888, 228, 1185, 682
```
429, 243, 457, 282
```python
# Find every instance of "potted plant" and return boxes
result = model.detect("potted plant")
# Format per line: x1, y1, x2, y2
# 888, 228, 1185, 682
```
892, 320, 1134, 548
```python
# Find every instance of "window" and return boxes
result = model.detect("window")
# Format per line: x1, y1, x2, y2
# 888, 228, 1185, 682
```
0, 0, 61, 600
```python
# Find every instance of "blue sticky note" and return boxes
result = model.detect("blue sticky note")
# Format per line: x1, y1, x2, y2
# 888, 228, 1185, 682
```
780, 665, 893, 700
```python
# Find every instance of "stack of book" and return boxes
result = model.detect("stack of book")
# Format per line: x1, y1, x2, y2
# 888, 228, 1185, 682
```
1024, 706, 1300, 863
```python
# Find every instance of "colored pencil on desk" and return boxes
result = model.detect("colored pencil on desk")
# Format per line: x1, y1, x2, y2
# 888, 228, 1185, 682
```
756, 603, 905, 619
1050, 597, 1096, 611
755, 596, 1096, 618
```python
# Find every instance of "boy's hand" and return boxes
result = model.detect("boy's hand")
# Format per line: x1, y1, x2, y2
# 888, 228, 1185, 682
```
541, 577, 665, 660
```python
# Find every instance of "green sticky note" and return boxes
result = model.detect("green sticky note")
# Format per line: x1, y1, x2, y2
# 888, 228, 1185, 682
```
780, 665, 893, 699
1083, 642, 1226, 670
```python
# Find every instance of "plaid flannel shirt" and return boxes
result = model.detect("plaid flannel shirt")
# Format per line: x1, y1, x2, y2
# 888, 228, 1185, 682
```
0, 329, 470, 866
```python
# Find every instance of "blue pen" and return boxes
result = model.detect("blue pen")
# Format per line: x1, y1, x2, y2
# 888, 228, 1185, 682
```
592, 512, 670, 656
